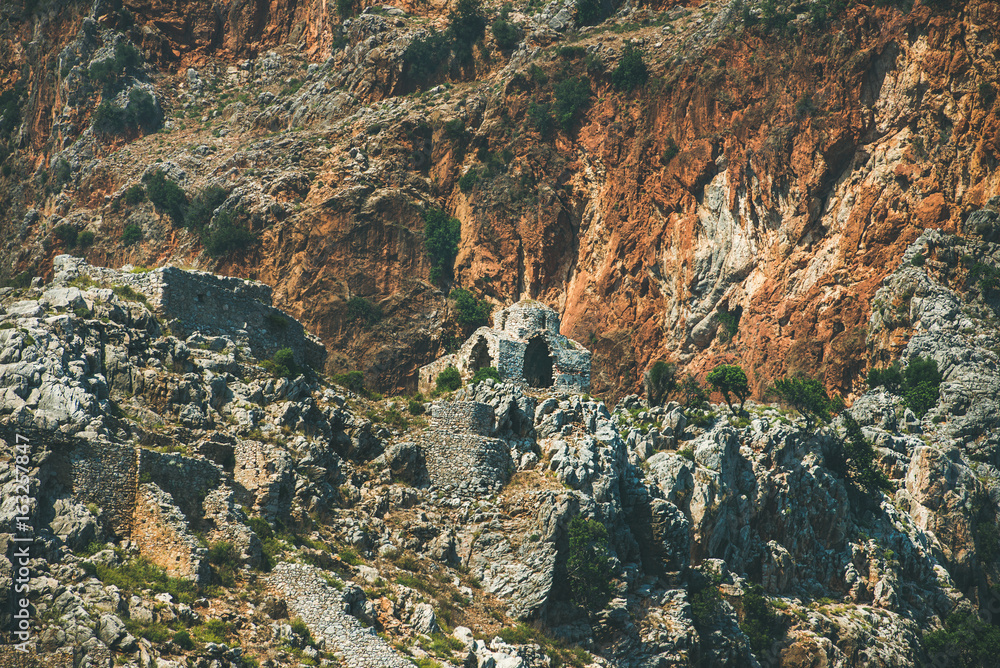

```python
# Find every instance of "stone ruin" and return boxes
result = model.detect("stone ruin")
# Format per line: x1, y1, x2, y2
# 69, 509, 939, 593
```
420, 402, 513, 495
418, 300, 590, 395
51, 255, 326, 371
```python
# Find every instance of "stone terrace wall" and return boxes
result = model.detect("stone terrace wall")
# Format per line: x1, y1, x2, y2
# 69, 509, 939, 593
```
68, 441, 139, 537
132, 483, 209, 582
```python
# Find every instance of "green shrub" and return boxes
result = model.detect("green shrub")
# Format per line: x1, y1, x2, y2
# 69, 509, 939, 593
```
739, 583, 784, 655
53, 158, 72, 186
207, 541, 238, 587
436, 366, 462, 393
576, 0, 612, 26
458, 168, 480, 193
424, 207, 461, 284
717, 310, 740, 342
645, 360, 677, 407
265, 313, 289, 329
611, 43, 648, 91
408, 398, 426, 415
492, 4, 520, 49
53, 224, 78, 247
923, 610, 1000, 667
566, 516, 613, 610
346, 296, 382, 326
126, 88, 159, 131
451, 287, 491, 328
553, 76, 591, 131
447, 0, 486, 60
203, 210, 254, 256
143, 170, 188, 225
334, 370, 365, 392
173, 630, 195, 650
838, 413, 892, 493
337, 0, 357, 17
662, 137, 680, 163
527, 101, 555, 138
911, 250, 926, 266
270, 348, 299, 378
471, 366, 500, 384
121, 223, 142, 245
682, 374, 709, 410
403, 30, 451, 85
80, 555, 197, 604
185, 185, 229, 231
770, 375, 831, 429
706, 364, 749, 414
2, 270, 33, 289
290, 617, 313, 645
123, 183, 146, 205
92, 101, 129, 136
77, 230, 95, 248
867, 361, 902, 392
902, 356, 942, 417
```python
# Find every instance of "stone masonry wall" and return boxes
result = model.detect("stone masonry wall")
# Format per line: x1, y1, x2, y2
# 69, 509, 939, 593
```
68, 441, 138, 537
52, 256, 326, 371
422, 402, 512, 495
430, 402, 493, 436
131, 483, 209, 582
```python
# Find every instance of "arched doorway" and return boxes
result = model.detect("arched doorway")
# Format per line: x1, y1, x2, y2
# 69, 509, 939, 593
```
469, 336, 493, 373
523, 337, 554, 388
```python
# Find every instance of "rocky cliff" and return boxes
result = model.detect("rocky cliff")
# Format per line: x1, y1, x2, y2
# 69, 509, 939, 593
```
2, 0, 999, 399
0, 232, 997, 667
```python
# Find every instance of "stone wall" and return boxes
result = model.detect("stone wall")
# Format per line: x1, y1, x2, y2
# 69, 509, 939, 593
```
430, 402, 493, 437
421, 402, 512, 495
68, 442, 139, 537
495, 301, 560, 339
52, 255, 326, 371
131, 483, 209, 582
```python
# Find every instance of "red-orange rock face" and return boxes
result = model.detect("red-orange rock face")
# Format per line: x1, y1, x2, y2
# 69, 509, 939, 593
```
2, 0, 999, 401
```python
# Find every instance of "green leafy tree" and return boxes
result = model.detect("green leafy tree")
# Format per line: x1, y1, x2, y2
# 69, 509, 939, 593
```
527, 101, 555, 138
53, 224, 78, 247
576, 0, 612, 26
739, 583, 784, 656
491, 3, 520, 49
867, 361, 902, 392
770, 375, 831, 430
681, 374, 709, 410
706, 364, 749, 414
269, 348, 299, 378
436, 366, 462, 393
121, 223, 142, 245
423, 207, 461, 284
143, 170, 188, 225
451, 287, 491, 328
611, 43, 648, 91
902, 356, 942, 417
566, 516, 613, 610
839, 414, 892, 493
554, 76, 591, 131
346, 296, 382, 327
184, 185, 229, 232
923, 610, 1000, 667
645, 361, 677, 407
203, 210, 254, 257
447, 0, 487, 60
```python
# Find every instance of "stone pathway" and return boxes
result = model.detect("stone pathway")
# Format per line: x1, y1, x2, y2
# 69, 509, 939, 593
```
268, 562, 412, 668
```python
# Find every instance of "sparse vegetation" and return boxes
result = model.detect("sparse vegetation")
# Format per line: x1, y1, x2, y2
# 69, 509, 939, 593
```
346, 296, 382, 327
611, 43, 648, 91
770, 375, 832, 430
451, 287, 491, 328
923, 610, 1000, 667
565, 516, 613, 610
436, 366, 462, 393
645, 360, 677, 407
424, 208, 461, 284
706, 364, 749, 414
471, 366, 500, 384
121, 223, 143, 245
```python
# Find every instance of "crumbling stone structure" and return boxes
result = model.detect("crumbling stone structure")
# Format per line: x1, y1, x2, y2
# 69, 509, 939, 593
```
52, 255, 325, 370
419, 402, 513, 495
418, 301, 590, 394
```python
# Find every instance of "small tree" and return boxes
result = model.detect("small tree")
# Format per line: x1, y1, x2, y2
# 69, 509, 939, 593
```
840, 414, 892, 494
611, 43, 648, 91
565, 516, 613, 610
491, 3, 520, 49
451, 287, 491, 328
706, 364, 749, 414
902, 356, 942, 417
553, 76, 591, 132
771, 375, 831, 430
143, 170, 188, 225
121, 223, 142, 245
346, 296, 382, 327
681, 374, 709, 410
644, 360, 677, 407
424, 208, 461, 284
436, 366, 462, 393
867, 361, 902, 392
